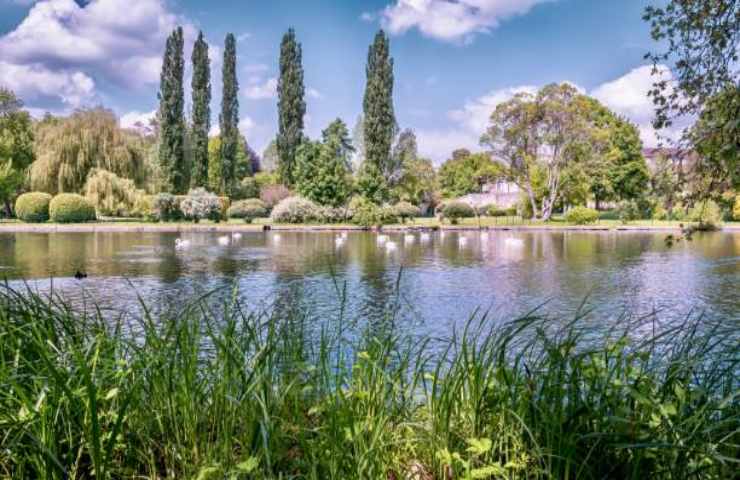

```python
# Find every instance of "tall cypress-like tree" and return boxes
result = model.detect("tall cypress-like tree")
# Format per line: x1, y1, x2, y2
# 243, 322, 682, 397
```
220, 33, 239, 194
158, 26, 186, 193
190, 31, 211, 188
276, 28, 306, 186
361, 30, 395, 202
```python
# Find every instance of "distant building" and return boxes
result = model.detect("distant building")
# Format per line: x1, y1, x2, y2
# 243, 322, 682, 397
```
642, 147, 697, 174
458, 181, 521, 209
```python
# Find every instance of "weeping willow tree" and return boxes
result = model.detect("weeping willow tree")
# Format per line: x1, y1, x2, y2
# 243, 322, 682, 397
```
30, 108, 146, 194
84, 168, 144, 217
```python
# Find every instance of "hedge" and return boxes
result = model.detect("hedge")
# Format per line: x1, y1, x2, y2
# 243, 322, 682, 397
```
228, 199, 268, 223
49, 194, 97, 223
15, 192, 52, 223
565, 206, 599, 225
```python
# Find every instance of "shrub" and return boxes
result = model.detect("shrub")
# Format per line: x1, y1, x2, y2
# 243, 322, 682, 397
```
652, 206, 668, 221
260, 184, 291, 210
84, 169, 141, 217
254, 171, 280, 188
616, 201, 641, 223
565, 206, 599, 225
180, 188, 223, 223
15, 192, 52, 223
270, 196, 322, 224
734, 196, 740, 221
318, 206, 352, 224
153, 193, 182, 222
487, 205, 507, 217
131, 194, 156, 221
232, 177, 260, 200
505, 206, 518, 217
228, 199, 267, 223
441, 201, 475, 224
349, 196, 397, 227
49, 194, 96, 223
688, 200, 722, 226
393, 201, 420, 223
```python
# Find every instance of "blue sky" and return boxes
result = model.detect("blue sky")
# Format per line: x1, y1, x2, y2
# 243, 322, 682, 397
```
0, 0, 672, 163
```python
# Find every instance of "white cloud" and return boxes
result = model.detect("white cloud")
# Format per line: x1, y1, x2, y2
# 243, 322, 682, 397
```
380, 0, 553, 43
238, 116, 255, 135
120, 109, 156, 131
307, 87, 323, 100
0, 60, 95, 107
360, 12, 375, 22
244, 77, 277, 100
0, 0, 195, 108
449, 85, 537, 133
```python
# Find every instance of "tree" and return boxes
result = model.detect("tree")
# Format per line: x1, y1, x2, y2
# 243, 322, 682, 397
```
438, 149, 505, 198
158, 26, 186, 193
190, 31, 211, 188
644, 1, 738, 192
220, 33, 239, 194
0, 88, 34, 216
208, 134, 256, 194
361, 30, 396, 201
294, 119, 353, 207
386, 129, 436, 207
30, 108, 146, 194
276, 28, 306, 186
261, 139, 279, 172
481, 83, 593, 220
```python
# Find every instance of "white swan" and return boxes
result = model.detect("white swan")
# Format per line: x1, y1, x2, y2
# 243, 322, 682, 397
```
231, 232, 242, 241
385, 241, 398, 252
174, 238, 190, 250
273, 233, 282, 243
458, 236, 468, 247
404, 234, 415, 245
504, 238, 524, 248
420, 232, 431, 243
217, 235, 230, 246
335, 237, 345, 247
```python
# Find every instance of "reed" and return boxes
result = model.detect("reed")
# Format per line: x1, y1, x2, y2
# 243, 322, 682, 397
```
0, 285, 737, 479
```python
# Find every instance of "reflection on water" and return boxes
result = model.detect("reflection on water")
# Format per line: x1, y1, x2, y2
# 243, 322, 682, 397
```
0, 230, 738, 335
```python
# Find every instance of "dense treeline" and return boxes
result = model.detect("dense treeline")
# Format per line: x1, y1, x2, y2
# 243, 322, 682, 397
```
0, 1, 737, 224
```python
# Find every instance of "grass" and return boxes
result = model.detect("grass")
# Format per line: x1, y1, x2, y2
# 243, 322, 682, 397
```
0, 283, 738, 479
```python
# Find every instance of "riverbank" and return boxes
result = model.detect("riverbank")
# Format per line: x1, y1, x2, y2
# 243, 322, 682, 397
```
1, 217, 739, 233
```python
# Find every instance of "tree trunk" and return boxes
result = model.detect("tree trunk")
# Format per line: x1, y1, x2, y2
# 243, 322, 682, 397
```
4, 200, 12, 219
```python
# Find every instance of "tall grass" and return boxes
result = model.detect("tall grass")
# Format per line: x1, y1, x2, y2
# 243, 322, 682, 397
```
0, 284, 737, 479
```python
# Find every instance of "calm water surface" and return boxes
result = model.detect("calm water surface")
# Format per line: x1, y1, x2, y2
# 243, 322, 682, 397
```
0, 230, 738, 334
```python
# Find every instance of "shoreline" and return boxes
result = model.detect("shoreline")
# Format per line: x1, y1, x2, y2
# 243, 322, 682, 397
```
0, 222, 738, 233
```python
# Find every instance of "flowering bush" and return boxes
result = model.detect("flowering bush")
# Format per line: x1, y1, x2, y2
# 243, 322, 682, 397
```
153, 193, 182, 222
260, 184, 291, 209
270, 196, 322, 223
180, 188, 222, 223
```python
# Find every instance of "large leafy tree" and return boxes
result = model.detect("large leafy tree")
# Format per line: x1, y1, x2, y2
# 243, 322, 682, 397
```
190, 31, 211, 188
30, 108, 146, 194
360, 30, 395, 202
208, 134, 257, 194
294, 119, 353, 207
0, 88, 34, 215
277, 28, 306, 186
482, 83, 594, 220
220, 33, 239, 194
389, 130, 436, 207
438, 149, 504, 198
158, 26, 186, 193
644, 0, 738, 191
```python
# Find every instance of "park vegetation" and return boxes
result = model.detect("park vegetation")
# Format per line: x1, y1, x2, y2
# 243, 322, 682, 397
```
0, 1, 736, 227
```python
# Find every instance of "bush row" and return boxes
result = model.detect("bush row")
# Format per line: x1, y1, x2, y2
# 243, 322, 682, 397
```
15, 192, 96, 223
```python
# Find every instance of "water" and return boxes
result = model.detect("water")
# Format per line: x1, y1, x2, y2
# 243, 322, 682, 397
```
0, 230, 738, 334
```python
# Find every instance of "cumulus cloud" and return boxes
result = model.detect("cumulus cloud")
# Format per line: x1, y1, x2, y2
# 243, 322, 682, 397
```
380, 0, 553, 43
307, 87, 323, 100
244, 77, 277, 100
0, 0, 195, 109
119, 109, 156, 132
0, 60, 95, 107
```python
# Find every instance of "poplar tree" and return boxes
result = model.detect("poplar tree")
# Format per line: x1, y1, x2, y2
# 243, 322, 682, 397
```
220, 33, 239, 194
360, 30, 395, 202
190, 30, 211, 188
158, 26, 186, 193
276, 28, 306, 186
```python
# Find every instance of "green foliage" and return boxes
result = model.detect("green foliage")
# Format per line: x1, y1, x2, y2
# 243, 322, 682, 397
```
2, 287, 736, 479
734, 196, 740, 221
254, 171, 279, 189
688, 200, 722, 226
392, 201, 420, 222
438, 149, 504, 198
219, 33, 239, 193
294, 119, 353, 207
131, 194, 156, 221
565, 206, 599, 225
270, 196, 322, 223
228, 199, 267, 223
158, 26, 187, 193
260, 184, 291, 210
390, 130, 437, 208
0, 88, 34, 211
616, 199, 653, 223
487, 205, 508, 217
357, 162, 389, 205
441, 201, 475, 224
49, 193, 96, 223
261, 139, 279, 173
190, 31, 211, 188
362, 30, 395, 201
277, 29, 306, 186
30, 108, 145, 195
180, 188, 222, 223
153, 193, 182, 222
349, 196, 397, 227
232, 176, 260, 200
14, 192, 52, 223
84, 169, 143, 217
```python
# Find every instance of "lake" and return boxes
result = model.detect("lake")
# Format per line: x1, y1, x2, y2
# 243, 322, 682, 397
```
0, 230, 738, 334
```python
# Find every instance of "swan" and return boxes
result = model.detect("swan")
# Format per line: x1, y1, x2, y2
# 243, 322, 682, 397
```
404, 234, 415, 245
335, 237, 345, 247
174, 238, 190, 250
420, 232, 431, 243
217, 235, 230, 246
273, 233, 282, 243
231, 232, 242, 241
504, 238, 524, 248
458, 236, 468, 247
385, 241, 397, 252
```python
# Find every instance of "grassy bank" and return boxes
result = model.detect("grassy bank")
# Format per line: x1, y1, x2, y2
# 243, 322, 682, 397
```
1, 286, 737, 479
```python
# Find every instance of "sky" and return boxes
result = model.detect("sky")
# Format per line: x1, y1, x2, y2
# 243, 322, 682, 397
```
0, 0, 675, 164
